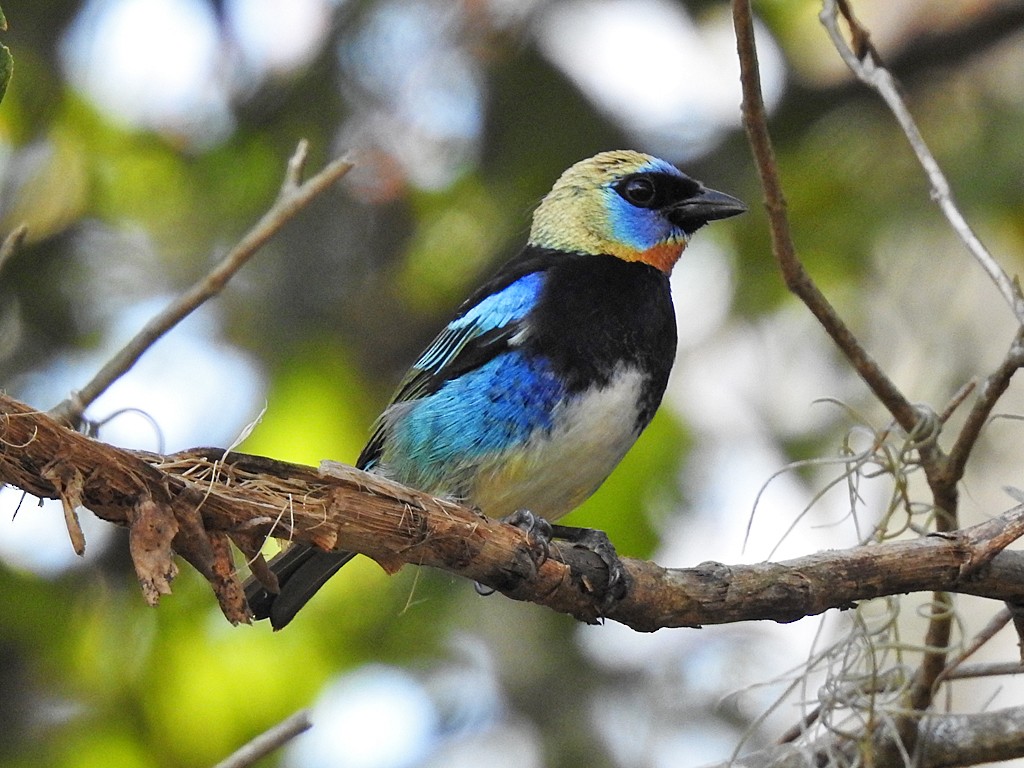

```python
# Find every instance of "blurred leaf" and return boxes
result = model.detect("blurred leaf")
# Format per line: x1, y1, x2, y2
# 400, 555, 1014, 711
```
58, 727, 151, 768
0, 127, 89, 240
0, 45, 10, 107
0, 3, 9, 106
398, 176, 511, 313
242, 341, 376, 465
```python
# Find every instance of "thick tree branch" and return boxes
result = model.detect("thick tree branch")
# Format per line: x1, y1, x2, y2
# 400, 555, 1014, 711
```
2, 392, 1024, 631
707, 705, 1024, 768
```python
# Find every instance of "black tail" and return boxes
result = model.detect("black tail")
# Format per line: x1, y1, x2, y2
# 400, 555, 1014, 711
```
245, 545, 357, 630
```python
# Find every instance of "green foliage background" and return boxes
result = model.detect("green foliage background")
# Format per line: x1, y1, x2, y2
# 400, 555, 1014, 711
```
1, 2, 1024, 767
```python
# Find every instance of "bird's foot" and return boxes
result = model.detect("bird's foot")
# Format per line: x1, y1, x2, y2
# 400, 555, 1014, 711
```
475, 509, 552, 596
501, 509, 554, 569
501, 511, 628, 607
548, 523, 628, 606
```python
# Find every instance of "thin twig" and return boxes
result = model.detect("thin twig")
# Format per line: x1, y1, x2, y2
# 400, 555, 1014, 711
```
939, 662, 1024, 681
0, 223, 27, 275
944, 328, 1024, 485
777, 705, 820, 744
48, 142, 354, 427
820, 0, 1024, 324
212, 709, 312, 768
936, 608, 1012, 684
814, 1, 998, 748
731, 0, 920, 435
938, 380, 976, 424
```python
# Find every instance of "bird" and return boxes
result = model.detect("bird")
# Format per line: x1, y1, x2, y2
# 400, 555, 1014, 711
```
245, 150, 746, 629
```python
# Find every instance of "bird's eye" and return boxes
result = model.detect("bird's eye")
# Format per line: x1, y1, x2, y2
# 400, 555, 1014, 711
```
618, 176, 658, 207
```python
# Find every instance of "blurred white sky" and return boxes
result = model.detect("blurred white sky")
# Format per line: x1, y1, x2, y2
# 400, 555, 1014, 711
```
57, 0, 785, 157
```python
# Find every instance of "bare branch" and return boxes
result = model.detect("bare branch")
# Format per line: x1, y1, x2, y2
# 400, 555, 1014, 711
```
814, 2, 1024, 739
941, 662, 1024, 681
212, 709, 312, 768
919, 706, 1024, 768
47, 145, 355, 428
943, 303, 1024, 488
281, 138, 309, 194
731, 0, 920, 436
706, 705, 1024, 768
819, 0, 1024, 324
937, 608, 1012, 683
3, 392, 1024, 631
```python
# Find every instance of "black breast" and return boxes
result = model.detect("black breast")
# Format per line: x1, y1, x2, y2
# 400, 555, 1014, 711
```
525, 249, 677, 430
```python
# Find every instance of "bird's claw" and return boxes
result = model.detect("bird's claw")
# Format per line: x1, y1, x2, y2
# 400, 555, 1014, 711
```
507, 511, 629, 604
491, 511, 629, 610
549, 523, 628, 607
501, 508, 553, 570
475, 509, 552, 595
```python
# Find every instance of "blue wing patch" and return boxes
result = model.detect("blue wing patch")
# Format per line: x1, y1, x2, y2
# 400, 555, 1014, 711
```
357, 271, 545, 469
414, 271, 543, 371
376, 351, 565, 494
388, 271, 544, 402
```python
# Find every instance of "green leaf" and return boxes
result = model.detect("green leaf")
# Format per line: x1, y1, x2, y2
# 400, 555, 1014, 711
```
0, 46, 10, 104
0, 3, 10, 106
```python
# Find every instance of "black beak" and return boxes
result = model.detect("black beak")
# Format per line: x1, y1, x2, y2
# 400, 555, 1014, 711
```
668, 187, 747, 233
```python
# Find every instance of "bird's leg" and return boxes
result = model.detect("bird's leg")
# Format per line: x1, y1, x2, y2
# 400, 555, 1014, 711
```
547, 523, 628, 604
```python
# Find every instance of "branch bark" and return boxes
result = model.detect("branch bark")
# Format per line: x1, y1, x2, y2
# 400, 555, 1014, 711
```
706, 705, 1024, 768
3, 392, 1024, 631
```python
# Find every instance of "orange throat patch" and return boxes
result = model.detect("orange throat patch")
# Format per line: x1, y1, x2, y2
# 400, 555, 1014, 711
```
625, 241, 686, 274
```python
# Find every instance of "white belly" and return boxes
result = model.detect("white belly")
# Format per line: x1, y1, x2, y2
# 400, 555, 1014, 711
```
469, 367, 647, 520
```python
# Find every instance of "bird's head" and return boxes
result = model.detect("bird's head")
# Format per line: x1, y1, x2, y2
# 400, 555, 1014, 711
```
529, 150, 746, 273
